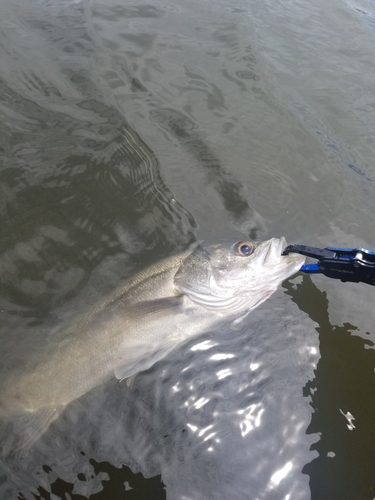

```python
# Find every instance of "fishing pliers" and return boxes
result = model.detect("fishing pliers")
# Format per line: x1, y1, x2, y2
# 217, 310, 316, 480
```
282, 244, 375, 286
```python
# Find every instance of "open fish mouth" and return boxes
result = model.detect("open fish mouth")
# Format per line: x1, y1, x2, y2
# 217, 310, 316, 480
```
259, 237, 305, 276
262, 237, 287, 265
279, 236, 288, 255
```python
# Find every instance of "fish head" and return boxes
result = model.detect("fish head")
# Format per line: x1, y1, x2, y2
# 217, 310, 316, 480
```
174, 237, 305, 315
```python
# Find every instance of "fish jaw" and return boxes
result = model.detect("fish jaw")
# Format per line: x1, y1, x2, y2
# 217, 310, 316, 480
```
257, 237, 306, 282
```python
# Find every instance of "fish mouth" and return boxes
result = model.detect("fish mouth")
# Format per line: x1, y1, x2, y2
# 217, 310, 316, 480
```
280, 239, 306, 269
262, 237, 305, 271
262, 236, 287, 265
279, 236, 287, 255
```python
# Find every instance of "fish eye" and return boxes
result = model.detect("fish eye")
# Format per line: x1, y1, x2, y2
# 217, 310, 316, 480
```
235, 241, 254, 257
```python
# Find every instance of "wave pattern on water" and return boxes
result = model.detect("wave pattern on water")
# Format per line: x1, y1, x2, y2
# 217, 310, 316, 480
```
1, 0, 375, 498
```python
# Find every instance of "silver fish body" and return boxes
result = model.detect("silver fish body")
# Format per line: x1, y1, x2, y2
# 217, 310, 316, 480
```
0, 237, 304, 451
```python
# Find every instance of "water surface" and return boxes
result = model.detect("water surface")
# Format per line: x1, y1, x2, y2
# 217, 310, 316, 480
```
1, 0, 375, 498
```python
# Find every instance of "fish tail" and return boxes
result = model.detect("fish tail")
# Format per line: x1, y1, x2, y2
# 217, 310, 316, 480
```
0, 406, 60, 456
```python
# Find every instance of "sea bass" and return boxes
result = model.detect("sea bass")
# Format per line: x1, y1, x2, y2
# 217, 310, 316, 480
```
0, 238, 304, 452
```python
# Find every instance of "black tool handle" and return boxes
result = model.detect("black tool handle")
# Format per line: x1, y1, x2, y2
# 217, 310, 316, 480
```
319, 258, 375, 286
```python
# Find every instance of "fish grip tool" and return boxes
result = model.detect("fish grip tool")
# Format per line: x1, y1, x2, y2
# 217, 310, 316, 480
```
282, 244, 375, 286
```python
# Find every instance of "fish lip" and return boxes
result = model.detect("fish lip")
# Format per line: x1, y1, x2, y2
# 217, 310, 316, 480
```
262, 237, 286, 265
279, 236, 287, 255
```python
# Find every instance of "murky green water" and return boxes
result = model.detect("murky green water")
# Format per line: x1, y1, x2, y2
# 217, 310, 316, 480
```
1, 0, 375, 498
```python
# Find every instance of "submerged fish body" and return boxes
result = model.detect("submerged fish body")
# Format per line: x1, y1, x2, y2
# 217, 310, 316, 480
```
0, 238, 304, 452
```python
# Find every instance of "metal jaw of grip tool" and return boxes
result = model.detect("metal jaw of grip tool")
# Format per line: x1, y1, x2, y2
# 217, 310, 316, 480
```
282, 244, 375, 286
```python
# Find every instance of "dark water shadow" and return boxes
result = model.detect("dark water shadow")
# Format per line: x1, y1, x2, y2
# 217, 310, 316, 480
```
17, 456, 166, 500
283, 276, 375, 500
149, 108, 266, 239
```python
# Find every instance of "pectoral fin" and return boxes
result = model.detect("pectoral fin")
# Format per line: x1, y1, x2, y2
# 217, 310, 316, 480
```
114, 336, 181, 383
125, 296, 185, 320
114, 295, 186, 385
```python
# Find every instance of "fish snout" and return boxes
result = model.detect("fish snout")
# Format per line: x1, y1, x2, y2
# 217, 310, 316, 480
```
263, 237, 287, 265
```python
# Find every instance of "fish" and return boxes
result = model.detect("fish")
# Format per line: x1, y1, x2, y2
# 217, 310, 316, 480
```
0, 237, 304, 453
